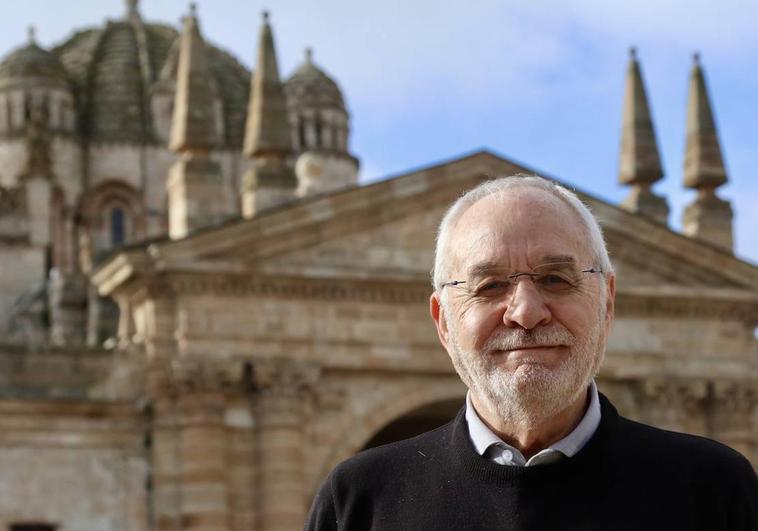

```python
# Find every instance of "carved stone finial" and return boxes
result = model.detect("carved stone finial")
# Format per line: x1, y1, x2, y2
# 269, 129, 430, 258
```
126, 0, 139, 18
693, 51, 701, 66
27, 26, 36, 44
629, 46, 637, 59
305, 47, 314, 63
189, 2, 197, 17
262, 10, 270, 23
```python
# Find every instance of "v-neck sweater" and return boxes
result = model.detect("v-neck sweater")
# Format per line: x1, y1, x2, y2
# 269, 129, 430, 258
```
305, 394, 758, 530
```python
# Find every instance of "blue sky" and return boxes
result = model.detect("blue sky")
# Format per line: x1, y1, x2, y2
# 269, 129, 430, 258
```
2, 0, 756, 264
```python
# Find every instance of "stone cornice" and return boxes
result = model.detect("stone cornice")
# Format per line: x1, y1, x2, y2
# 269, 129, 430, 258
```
164, 271, 432, 304
616, 288, 758, 322
91, 248, 152, 296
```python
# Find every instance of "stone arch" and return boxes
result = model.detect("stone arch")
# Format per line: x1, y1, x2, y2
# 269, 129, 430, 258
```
311, 376, 465, 494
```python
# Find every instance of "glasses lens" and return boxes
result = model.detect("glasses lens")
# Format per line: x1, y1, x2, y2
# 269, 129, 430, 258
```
532, 263, 581, 293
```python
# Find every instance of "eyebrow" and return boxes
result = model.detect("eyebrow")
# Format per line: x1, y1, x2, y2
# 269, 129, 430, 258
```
465, 255, 578, 279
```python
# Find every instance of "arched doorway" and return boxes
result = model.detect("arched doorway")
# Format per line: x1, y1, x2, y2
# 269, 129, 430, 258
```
362, 398, 463, 450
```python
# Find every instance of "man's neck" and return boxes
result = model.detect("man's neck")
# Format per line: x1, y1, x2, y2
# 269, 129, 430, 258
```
470, 388, 590, 460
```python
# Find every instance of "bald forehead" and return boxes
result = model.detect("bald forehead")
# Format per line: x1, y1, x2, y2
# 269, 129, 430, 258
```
446, 186, 593, 272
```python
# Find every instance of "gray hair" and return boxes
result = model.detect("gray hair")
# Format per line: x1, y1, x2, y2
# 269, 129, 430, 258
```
431, 174, 614, 291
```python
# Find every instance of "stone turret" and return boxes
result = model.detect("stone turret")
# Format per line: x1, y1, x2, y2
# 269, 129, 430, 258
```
166, 3, 227, 240
241, 12, 297, 218
0, 26, 75, 139
618, 48, 668, 224
0, 26, 83, 346
682, 53, 733, 251
286, 48, 359, 197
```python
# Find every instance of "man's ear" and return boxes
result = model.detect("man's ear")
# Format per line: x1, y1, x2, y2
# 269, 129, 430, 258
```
430, 292, 451, 352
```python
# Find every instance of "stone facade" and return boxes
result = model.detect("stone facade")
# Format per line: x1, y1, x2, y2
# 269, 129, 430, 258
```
0, 2, 757, 531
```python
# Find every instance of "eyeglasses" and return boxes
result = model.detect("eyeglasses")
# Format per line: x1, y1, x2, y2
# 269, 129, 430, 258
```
439, 261, 604, 300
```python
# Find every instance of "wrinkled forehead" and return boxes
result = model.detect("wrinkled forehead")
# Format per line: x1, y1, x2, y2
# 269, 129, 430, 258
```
446, 187, 594, 275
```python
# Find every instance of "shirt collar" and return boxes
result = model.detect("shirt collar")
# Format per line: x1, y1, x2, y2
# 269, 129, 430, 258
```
465, 380, 601, 461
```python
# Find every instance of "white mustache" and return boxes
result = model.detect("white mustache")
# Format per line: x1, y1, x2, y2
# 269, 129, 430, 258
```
483, 327, 575, 352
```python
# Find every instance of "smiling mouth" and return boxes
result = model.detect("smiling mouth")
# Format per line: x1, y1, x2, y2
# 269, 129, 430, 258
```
501, 345, 565, 352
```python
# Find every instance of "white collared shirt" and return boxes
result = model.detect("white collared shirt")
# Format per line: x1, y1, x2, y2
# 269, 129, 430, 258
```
465, 380, 601, 466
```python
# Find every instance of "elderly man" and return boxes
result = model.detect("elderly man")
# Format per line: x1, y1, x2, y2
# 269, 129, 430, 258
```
305, 175, 758, 530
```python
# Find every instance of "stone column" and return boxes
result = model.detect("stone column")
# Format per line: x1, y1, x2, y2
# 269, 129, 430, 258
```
254, 360, 319, 531
156, 360, 237, 531
142, 296, 182, 531
177, 385, 230, 531
151, 392, 182, 531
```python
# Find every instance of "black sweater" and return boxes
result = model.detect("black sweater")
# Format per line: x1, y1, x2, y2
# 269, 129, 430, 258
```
305, 394, 758, 530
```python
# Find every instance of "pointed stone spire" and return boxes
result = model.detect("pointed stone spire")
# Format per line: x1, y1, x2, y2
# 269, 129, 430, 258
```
684, 53, 727, 189
166, 4, 228, 239
241, 11, 297, 218
169, 4, 219, 152
682, 53, 733, 251
618, 47, 669, 224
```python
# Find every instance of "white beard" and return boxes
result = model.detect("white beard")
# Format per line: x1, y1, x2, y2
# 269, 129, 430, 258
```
446, 310, 605, 428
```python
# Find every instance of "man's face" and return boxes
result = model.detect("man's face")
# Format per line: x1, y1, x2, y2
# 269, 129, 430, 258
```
430, 187, 615, 425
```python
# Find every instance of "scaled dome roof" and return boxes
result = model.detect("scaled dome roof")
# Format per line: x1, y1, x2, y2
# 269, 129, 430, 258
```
49, 16, 250, 145
0, 37, 69, 90
285, 49, 346, 113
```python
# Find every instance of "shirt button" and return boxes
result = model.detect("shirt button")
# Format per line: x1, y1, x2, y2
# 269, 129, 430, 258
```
503, 449, 513, 462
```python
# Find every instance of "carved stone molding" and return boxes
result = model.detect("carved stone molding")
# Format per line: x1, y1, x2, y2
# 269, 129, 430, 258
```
711, 380, 758, 416
639, 377, 709, 413
164, 272, 431, 304
167, 358, 245, 396
250, 358, 321, 398
616, 293, 758, 322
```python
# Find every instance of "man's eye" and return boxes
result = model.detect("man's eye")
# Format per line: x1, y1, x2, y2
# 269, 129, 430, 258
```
476, 280, 510, 295
537, 274, 574, 290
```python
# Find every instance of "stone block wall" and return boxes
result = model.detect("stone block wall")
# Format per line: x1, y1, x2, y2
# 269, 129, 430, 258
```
0, 400, 147, 531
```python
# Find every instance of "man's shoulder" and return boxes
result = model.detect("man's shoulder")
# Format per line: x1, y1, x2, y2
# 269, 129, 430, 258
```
613, 410, 752, 472
331, 416, 458, 485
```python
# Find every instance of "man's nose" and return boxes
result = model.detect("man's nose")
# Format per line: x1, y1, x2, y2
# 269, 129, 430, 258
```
502, 277, 552, 330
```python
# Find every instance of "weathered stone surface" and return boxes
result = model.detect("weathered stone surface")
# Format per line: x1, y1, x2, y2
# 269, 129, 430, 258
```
0, 4, 755, 531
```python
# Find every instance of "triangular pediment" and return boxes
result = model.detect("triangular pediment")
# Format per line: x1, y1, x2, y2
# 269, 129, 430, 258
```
96, 150, 758, 296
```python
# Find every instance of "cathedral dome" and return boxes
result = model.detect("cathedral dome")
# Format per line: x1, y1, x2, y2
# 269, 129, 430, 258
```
285, 49, 346, 112
0, 31, 69, 90
49, 9, 250, 145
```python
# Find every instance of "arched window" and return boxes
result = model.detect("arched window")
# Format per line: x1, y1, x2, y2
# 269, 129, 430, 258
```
110, 207, 126, 247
